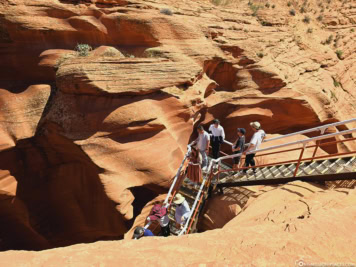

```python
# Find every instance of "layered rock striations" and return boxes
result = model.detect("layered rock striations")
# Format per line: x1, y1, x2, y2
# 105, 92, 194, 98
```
0, 0, 355, 255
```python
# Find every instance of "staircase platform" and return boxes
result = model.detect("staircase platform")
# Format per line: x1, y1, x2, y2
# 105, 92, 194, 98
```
217, 156, 356, 188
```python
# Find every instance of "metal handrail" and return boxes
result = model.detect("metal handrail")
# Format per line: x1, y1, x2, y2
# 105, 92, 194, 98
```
143, 145, 191, 231
262, 118, 356, 143
179, 126, 356, 235
178, 171, 210, 236
163, 145, 192, 206
218, 128, 356, 163
221, 118, 356, 147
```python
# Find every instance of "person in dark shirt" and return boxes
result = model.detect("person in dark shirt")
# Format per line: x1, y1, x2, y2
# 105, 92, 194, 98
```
132, 226, 154, 239
232, 128, 246, 176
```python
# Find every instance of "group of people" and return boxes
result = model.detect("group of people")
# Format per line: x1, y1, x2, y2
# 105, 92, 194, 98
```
187, 119, 266, 180
133, 193, 191, 239
133, 119, 266, 239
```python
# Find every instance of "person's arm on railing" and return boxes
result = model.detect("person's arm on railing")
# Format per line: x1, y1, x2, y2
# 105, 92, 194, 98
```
221, 126, 225, 142
243, 142, 256, 155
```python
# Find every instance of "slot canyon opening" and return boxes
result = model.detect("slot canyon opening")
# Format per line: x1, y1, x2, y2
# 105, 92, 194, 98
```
0, 124, 164, 251
204, 59, 245, 92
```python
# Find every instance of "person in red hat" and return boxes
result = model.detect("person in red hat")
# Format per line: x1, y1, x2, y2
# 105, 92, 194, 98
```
146, 204, 170, 237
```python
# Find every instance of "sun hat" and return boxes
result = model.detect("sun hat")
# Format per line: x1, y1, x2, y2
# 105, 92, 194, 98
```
148, 204, 167, 221
173, 193, 185, 205
250, 121, 261, 130
133, 226, 145, 239
237, 128, 246, 135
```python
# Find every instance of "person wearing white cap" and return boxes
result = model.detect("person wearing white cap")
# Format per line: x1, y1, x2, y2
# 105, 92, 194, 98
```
241, 121, 266, 175
173, 193, 191, 230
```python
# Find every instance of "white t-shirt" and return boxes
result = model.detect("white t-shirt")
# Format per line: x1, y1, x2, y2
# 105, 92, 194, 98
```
175, 200, 191, 224
250, 129, 266, 150
196, 131, 210, 151
209, 124, 225, 139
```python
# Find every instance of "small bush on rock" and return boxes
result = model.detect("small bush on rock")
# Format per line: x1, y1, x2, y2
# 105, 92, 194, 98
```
160, 8, 173, 15
75, 44, 92, 57
303, 15, 311, 23
336, 50, 343, 60
290, 9, 296, 16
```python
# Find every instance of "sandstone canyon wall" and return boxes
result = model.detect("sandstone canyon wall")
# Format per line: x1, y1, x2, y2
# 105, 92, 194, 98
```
0, 0, 355, 262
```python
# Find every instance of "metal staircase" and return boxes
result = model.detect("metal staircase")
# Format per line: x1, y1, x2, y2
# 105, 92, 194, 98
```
217, 156, 356, 189
142, 118, 356, 237
166, 180, 209, 235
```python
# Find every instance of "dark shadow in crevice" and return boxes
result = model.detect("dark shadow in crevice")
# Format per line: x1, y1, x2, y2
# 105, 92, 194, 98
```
0, 122, 127, 251
125, 183, 166, 229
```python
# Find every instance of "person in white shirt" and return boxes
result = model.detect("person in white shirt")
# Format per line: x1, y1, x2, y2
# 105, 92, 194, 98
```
242, 121, 266, 175
209, 119, 225, 159
191, 125, 210, 168
173, 193, 191, 230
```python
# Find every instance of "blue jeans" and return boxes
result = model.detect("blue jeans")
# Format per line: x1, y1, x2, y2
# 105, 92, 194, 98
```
199, 150, 208, 168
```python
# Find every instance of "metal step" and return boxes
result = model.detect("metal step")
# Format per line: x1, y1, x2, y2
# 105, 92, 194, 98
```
217, 156, 356, 188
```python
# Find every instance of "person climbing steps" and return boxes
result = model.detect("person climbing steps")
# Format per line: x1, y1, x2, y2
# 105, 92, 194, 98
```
173, 193, 191, 231
239, 121, 266, 177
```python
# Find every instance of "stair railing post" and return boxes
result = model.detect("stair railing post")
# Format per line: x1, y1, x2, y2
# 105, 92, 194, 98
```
312, 128, 326, 158
294, 143, 307, 177
178, 159, 217, 236
163, 145, 191, 207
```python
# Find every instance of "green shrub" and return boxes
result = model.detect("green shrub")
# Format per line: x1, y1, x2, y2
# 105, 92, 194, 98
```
303, 15, 311, 23
257, 52, 264, 58
330, 90, 338, 101
333, 80, 340, 87
300, 6, 306, 13
250, 4, 260, 16
287, 1, 292, 7
265, 2, 270, 8
160, 8, 173, 15
317, 15, 323, 21
75, 44, 92, 57
272, 4, 275, 8
351, 29, 355, 32
336, 50, 343, 59
325, 35, 333, 44
290, 9, 296, 16
307, 27, 313, 33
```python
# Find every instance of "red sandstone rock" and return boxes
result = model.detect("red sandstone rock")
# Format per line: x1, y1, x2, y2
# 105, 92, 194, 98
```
1, 182, 355, 265
0, 0, 355, 254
